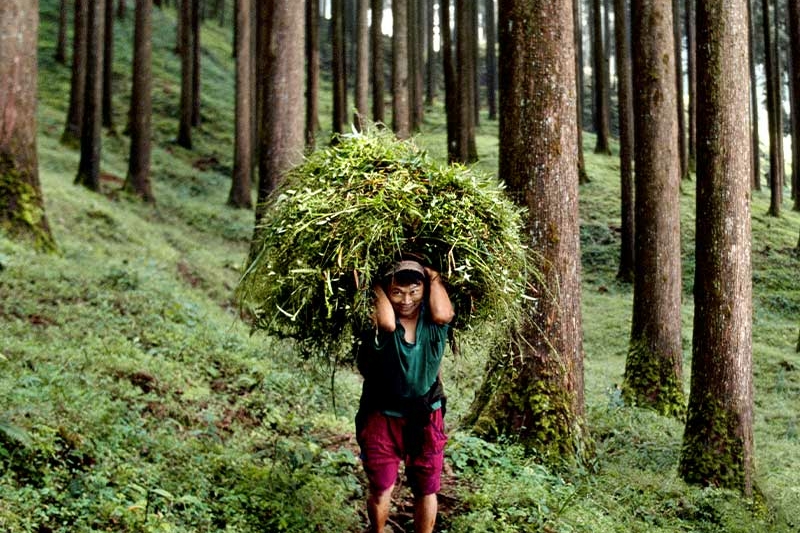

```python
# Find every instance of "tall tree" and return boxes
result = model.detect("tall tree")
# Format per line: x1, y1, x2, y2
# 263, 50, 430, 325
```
471, 0, 480, 126
442, 0, 458, 161
355, 0, 370, 130
592, 0, 611, 153
103, 0, 115, 130
0, 0, 56, 251
177, 0, 193, 148
229, 0, 252, 208
56, 0, 69, 64
763, 0, 783, 216
575, 0, 588, 183
332, 0, 347, 135
624, 0, 685, 416
118, 0, 127, 18
467, 0, 587, 461
408, 0, 422, 130
673, 0, 688, 180
454, 0, 477, 161
747, 0, 760, 190
425, 0, 436, 106
614, 0, 634, 283
191, 0, 201, 127
680, 0, 755, 495
62, 0, 88, 146
75, 0, 104, 192
485, 0, 497, 120
789, 0, 800, 211
392, 0, 411, 138
126, 0, 154, 202
306, 0, 321, 146
371, 0, 385, 123
255, 1, 304, 221
685, 0, 696, 171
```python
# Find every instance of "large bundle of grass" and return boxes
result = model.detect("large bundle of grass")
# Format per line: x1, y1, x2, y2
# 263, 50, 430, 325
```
236, 130, 530, 356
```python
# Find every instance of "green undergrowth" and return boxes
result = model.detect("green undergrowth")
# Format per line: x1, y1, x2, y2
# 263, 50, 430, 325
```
2, 0, 800, 531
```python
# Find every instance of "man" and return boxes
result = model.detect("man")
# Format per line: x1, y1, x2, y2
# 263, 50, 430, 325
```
356, 259, 455, 533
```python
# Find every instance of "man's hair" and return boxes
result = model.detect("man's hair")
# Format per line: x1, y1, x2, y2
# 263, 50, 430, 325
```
387, 268, 425, 287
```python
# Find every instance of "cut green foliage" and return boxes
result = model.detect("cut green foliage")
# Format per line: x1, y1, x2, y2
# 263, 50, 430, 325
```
236, 128, 530, 355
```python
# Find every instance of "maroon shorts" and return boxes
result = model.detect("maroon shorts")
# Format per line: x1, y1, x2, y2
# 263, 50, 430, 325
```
357, 409, 447, 497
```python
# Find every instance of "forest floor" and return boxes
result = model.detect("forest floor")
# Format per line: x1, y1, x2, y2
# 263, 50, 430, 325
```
2, 1, 800, 532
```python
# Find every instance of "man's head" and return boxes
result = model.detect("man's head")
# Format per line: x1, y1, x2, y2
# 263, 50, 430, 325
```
383, 260, 426, 319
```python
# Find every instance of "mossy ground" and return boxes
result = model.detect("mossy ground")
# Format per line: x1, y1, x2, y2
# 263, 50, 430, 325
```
1, 1, 799, 531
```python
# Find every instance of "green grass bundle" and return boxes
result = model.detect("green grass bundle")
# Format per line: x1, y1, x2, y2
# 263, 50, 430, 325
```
236, 129, 530, 356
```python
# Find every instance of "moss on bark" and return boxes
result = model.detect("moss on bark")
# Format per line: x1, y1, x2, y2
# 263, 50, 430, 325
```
0, 156, 56, 252
623, 338, 686, 418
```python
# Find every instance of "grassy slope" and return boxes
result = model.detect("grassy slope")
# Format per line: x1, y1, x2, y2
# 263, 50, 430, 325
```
1, 1, 799, 531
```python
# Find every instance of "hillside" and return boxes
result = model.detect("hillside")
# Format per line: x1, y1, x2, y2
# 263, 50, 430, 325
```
2, 2, 800, 532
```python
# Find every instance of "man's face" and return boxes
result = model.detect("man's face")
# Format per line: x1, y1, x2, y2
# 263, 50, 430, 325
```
387, 280, 424, 319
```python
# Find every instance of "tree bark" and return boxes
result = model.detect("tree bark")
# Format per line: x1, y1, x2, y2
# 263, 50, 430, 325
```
625, 0, 685, 417
177, 0, 193, 148
76, 0, 104, 192
191, 0, 201, 127
407, 0, 422, 130
306, 0, 321, 146
0, 0, 56, 251
118, 0, 127, 18
126, 0, 154, 202
614, 0, 634, 283
789, 0, 800, 211
748, 0, 760, 190
103, 0, 115, 130
763, 0, 783, 216
355, 0, 370, 130
371, 0, 385, 123
468, 0, 587, 462
62, 0, 88, 146
592, 0, 611, 153
485, 0, 497, 120
685, 0, 696, 171
392, 0, 411, 138
332, 0, 347, 135
472, 0, 480, 126
255, 0, 304, 222
442, 0, 458, 161
575, 0, 588, 183
229, 0, 252, 208
680, 0, 754, 496
425, 0, 436, 106
455, 0, 477, 161
56, 0, 69, 64
673, 0, 688, 180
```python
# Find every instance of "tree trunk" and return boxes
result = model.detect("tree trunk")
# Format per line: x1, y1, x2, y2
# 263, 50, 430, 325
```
407, 0, 422, 130
592, 0, 611, 153
468, 0, 587, 462
763, 0, 783, 216
680, 0, 754, 496
392, 0, 411, 138
0, 0, 56, 251
425, 0, 436, 105
118, 0, 127, 18
126, 0, 154, 202
306, 0, 321, 146
602, 0, 612, 134
103, 0, 115, 130
191, 0, 201, 127
673, 0, 688, 180
371, 0, 385, 122
442, 0, 458, 161
332, 0, 347, 135
177, 0, 193, 148
255, 1, 304, 222
790, 0, 800, 211
748, 0, 760, 190
685, 0, 696, 171
355, 0, 370, 130
229, 0, 252, 208
56, 0, 69, 64
614, 0, 634, 283
75, 0, 104, 191
472, 1, 480, 127
62, 0, 88, 146
625, 0, 685, 417
485, 0, 497, 120
455, 0, 477, 161
575, 0, 589, 183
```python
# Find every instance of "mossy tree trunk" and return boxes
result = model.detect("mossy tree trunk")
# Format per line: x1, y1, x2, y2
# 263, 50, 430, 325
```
254, 0, 304, 223
125, 0, 155, 202
62, 0, 88, 147
371, 0, 385, 123
679, 0, 755, 496
625, 0, 685, 417
467, 0, 588, 462
229, 0, 253, 209
392, 0, 411, 138
75, 0, 104, 192
592, 0, 611, 154
0, 0, 56, 252
614, 0, 634, 283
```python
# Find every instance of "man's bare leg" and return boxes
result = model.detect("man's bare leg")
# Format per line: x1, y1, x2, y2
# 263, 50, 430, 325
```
367, 485, 394, 532
414, 493, 437, 533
